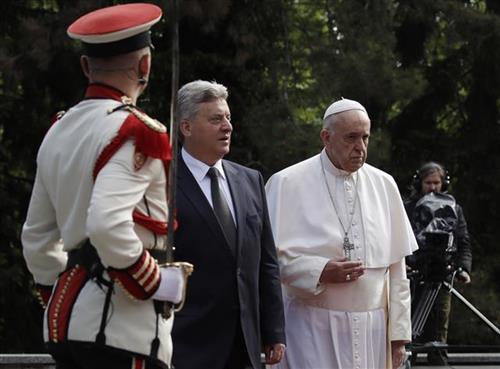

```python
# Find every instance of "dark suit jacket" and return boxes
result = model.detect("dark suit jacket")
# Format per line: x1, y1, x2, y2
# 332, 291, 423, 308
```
172, 155, 285, 369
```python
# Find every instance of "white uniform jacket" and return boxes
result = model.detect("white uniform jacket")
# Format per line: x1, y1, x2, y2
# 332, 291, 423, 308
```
22, 83, 173, 366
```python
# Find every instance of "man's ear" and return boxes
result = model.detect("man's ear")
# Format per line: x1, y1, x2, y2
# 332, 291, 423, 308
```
138, 53, 150, 80
319, 128, 330, 146
80, 55, 91, 79
179, 119, 191, 137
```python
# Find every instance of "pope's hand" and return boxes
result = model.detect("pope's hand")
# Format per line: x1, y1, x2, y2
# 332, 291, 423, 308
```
152, 266, 186, 304
391, 340, 408, 368
319, 258, 365, 284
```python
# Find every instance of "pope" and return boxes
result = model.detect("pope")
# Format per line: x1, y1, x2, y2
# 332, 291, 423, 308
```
265, 98, 418, 369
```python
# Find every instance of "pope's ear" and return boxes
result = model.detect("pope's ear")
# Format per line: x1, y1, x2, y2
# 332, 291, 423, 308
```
319, 128, 330, 145
179, 119, 191, 137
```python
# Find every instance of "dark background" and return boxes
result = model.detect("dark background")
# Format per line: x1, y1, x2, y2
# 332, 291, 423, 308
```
1, 0, 499, 351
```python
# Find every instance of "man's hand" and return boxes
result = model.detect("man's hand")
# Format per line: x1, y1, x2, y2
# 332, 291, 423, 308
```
264, 343, 285, 364
319, 258, 365, 284
457, 270, 471, 284
391, 340, 408, 368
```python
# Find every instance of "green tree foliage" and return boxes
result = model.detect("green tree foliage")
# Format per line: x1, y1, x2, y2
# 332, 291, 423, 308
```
1, 0, 499, 351
0, 0, 84, 352
389, 0, 500, 344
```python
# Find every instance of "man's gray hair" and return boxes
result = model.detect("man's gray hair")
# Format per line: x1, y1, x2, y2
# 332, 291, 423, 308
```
323, 114, 338, 130
178, 80, 228, 121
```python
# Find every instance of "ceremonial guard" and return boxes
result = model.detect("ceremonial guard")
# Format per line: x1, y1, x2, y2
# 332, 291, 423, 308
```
21, 4, 189, 369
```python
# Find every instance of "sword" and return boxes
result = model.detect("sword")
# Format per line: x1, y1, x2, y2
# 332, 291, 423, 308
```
160, 0, 193, 319
166, 0, 180, 262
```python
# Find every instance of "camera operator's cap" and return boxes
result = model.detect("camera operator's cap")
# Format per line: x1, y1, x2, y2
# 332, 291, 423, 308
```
323, 98, 368, 120
67, 3, 162, 58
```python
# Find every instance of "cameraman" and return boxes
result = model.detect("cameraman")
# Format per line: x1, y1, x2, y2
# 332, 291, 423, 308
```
405, 162, 472, 365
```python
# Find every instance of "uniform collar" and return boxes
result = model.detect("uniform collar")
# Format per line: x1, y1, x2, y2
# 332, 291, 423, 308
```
84, 83, 128, 102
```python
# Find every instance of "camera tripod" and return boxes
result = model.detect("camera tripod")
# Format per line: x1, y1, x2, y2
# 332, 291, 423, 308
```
411, 273, 500, 340
408, 270, 500, 366
411, 280, 442, 340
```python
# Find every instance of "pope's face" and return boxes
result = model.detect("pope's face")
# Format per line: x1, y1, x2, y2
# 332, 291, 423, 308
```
321, 110, 370, 173
421, 172, 443, 194
181, 98, 232, 166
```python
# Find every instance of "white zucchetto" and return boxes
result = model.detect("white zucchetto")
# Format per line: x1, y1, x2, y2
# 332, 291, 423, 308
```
323, 98, 368, 120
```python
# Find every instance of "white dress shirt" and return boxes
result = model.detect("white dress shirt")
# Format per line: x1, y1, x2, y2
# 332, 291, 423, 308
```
181, 148, 236, 225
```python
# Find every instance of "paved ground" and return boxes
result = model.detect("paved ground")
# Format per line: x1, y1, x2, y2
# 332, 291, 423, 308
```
408, 352, 500, 368
2, 353, 500, 368
412, 366, 500, 369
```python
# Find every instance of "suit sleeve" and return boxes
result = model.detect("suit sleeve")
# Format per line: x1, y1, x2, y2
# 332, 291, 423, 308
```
257, 172, 286, 346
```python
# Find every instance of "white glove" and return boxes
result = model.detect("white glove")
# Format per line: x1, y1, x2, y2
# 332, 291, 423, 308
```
152, 266, 185, 304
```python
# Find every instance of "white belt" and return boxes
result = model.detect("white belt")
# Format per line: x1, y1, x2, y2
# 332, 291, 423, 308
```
287, 268, 388, 312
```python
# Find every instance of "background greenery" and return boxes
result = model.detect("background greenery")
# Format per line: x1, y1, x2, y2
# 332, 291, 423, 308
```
1, 0, 499, 352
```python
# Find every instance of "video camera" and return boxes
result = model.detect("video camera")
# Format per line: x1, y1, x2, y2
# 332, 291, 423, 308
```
409, 192, 458, 282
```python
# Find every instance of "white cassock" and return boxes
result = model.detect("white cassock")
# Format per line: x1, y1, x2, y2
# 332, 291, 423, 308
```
265, 149, 418, 369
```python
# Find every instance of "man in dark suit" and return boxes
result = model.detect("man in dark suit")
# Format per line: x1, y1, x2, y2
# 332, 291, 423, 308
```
171, 80, 286, 369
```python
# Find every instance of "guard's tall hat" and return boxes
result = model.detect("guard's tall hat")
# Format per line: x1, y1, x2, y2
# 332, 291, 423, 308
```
67, 3, 162, 58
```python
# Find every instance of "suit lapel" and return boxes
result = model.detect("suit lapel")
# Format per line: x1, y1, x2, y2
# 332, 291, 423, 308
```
177, 155, 235, 258
223, 160, 247, 261
178, 156, 223, 240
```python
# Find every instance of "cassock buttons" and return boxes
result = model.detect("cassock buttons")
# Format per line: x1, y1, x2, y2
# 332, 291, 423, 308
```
67, 3, 163, 57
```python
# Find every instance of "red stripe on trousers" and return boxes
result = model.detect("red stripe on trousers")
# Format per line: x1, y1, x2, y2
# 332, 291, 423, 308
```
132, 357, 145, 369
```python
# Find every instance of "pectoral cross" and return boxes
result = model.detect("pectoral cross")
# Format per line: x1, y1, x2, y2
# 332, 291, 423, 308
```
343, 235, 354, 260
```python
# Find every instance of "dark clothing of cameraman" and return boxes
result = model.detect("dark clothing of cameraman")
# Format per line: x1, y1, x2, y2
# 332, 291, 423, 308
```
405, 199, 472, 275
405, 196, 472, 365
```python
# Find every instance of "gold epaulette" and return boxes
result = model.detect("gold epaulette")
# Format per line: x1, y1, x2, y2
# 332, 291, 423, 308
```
107, 96, 167, 133
126, 106, 167, 133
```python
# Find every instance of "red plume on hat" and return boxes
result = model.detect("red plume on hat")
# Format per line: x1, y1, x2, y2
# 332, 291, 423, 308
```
67, 3, 162, 57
